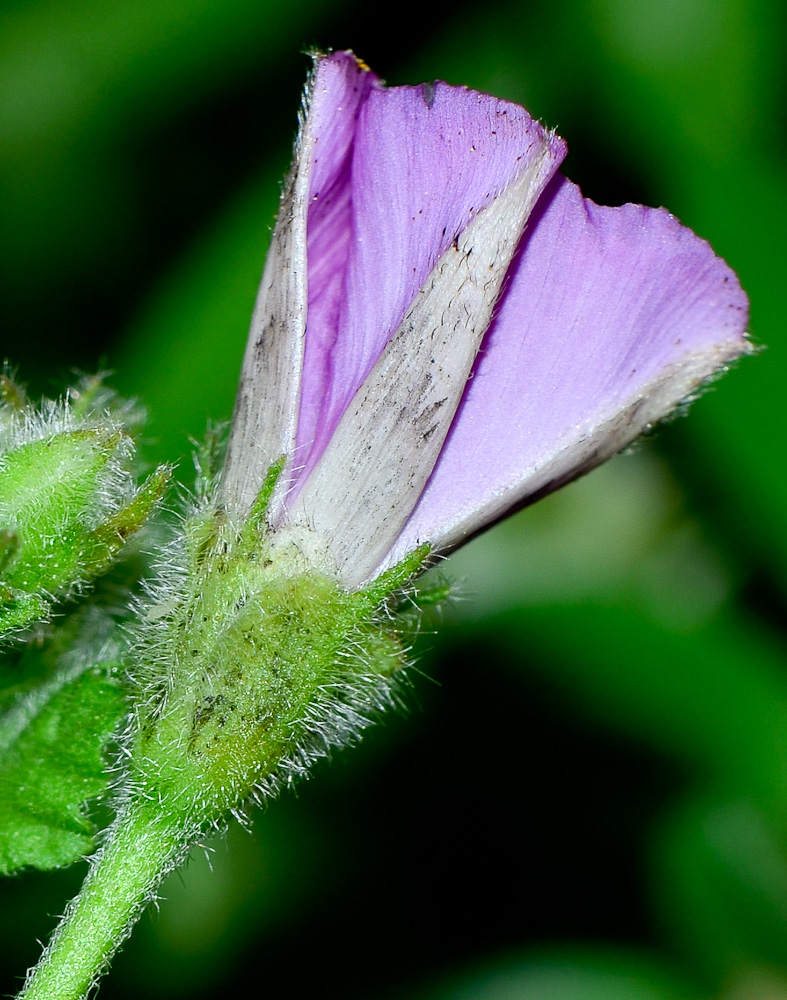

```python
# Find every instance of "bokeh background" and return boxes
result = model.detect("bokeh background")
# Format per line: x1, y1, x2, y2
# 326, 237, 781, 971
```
1, 0, 786, 997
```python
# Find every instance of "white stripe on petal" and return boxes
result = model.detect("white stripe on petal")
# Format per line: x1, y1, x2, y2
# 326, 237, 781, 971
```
287, 143, 557, 588
220, 105, 312, 521
374, 177, 750, 574
381, 337, 751, 571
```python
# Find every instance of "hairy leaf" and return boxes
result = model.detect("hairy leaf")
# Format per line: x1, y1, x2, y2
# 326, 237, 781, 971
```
0, 663, 127, 874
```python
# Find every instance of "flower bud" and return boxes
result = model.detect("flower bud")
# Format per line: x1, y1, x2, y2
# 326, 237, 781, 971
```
0, 384, 168, 639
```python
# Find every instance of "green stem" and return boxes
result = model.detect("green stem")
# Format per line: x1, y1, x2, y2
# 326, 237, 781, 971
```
19, 800, 187, 1000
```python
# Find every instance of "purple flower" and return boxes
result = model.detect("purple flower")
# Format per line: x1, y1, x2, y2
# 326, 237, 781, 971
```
221, 50, 749, 589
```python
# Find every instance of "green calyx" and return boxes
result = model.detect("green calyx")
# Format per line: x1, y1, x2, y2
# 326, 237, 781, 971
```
0, 380, 169, 640
127, 467, 430, 829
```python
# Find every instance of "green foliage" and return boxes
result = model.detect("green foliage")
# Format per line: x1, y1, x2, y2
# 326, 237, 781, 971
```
0, 663, 126, 874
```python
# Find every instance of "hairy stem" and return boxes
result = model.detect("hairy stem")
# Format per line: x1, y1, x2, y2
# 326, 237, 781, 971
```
19, 801, 187, 1000
16, 508, 423, 998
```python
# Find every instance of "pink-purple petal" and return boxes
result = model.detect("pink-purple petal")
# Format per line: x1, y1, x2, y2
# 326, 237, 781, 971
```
294, 51, 566, 486
380, 175, 750, 570
288, 156, 562, 588
294, 54, 379, 484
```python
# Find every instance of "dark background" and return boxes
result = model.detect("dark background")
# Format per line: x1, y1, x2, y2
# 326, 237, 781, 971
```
2, 0, 787, 997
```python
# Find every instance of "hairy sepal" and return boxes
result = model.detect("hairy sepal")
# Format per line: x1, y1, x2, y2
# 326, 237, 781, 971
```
0, 377, 169, 641
123, 475, 427, 836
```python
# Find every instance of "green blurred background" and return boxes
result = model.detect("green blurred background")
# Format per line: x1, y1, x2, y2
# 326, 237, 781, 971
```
1, 0, 786, 997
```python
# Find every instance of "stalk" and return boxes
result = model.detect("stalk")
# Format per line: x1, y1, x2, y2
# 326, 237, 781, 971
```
19, 801, 187, 1000
17, 501, 423, 998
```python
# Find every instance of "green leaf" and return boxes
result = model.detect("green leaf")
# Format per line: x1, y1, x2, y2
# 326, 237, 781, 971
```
0, 663, 127, 874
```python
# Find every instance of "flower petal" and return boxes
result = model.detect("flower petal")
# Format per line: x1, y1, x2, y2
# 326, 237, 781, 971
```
379, 174, 750, 572
293, 52, 567, 487
221, 52, 377, 520
289, 155, 561, 587
293, 53, 380, 490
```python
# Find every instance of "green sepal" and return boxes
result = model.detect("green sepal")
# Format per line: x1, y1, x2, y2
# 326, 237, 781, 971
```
192, 422, 228, 501
241, 456, 286, 539
358, 543, 432, 609
407, 577, 452, 608
184, 454, 283, 574
83, 465, 171, 576
0, 663, 127, 874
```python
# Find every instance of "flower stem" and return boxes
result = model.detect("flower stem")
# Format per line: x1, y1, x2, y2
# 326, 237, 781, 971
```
19, 800, 186, 1000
